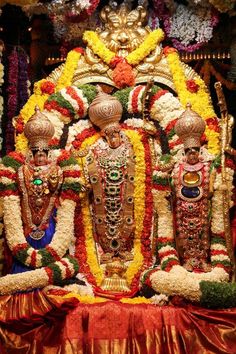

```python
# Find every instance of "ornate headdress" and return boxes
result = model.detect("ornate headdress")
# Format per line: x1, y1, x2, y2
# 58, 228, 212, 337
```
88, 87, 123, 132
24, 106, 55, 150
175, 103, 206, 150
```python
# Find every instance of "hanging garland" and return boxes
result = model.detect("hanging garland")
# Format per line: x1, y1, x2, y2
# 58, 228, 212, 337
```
83, 29, 165, 88
0, 48, 4, 153
15, 47, 83, 153
164, 47, 220, 155
6, 49, 19, 154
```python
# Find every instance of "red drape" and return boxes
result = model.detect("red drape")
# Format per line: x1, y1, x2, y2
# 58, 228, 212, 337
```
0, 291, 235, 354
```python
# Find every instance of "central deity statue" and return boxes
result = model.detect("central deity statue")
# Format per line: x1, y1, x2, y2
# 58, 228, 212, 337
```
0, 2, 234, 302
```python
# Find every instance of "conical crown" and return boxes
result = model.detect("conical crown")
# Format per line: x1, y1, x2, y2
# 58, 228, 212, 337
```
24, 106, 55, 150
88, 86, 123, 131
175, 103, 206, 149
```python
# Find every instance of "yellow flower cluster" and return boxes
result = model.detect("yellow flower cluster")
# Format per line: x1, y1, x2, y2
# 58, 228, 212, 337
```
15, 50, 81, 152
83, 31, 116, 65
166, 51, 220, 155
83, 29, 165, 66
124, 130, 146, 285
120, 297, 151, 304
126, 29, 165, 66
15, 79, 51, 152
56, 50, 81, 91
80, 134, 104, 285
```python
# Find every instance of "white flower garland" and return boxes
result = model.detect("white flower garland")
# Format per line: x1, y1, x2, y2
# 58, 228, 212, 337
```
66, 119, 92, 150
3, 195, 76, 267
150, 265, 229, 302
0, 256, 78, 295
169, 4, 215, 46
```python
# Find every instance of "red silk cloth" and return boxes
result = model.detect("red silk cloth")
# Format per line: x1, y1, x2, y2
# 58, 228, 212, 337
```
0, 291, 235, 353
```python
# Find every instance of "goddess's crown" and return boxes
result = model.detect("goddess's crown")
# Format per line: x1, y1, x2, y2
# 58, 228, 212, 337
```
175, 103, 206, 149
24, 106, 55, 150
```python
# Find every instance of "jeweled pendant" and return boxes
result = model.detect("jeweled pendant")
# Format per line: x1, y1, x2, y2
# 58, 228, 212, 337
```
183, 172, 200, 185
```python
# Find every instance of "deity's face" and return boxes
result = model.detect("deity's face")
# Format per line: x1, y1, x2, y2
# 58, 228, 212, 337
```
185, 148, 200, 165
104, 125, 121, 149
33, 150, 48, 166
99, 5, 149, 56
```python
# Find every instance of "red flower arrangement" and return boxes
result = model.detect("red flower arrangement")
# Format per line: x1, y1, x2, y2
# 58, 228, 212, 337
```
41, 81, 55, 95
112, 60, 135, 89
74, 47, 85, 55
206, 117, 220, 132
186, 79, 199, 93
15, 115, 25, 134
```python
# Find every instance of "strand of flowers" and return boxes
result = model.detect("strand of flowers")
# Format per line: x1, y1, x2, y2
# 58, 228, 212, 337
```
164, 47, 220, 155
83, 29, 164, 66
210, 162, 234, 273
6, 49, 19, 153
0, 48, 4, 154
3, 195, 76, 268
148, 264, 229, 302
83, 29, 165, 87
14, 48, 81, 152
18, 49, 30, 111
0, 255, 79, 295
56, 48, 83, 91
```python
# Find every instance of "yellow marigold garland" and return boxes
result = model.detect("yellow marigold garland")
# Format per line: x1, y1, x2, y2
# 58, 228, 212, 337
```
15, 50, 81, 153
83, 31, 116, 65
56, 50, 82, 91
126, 29, 165, 66
16, 79, 50, 152
124, 129, 145, 285
83, 29, 165, 66
80, 134, 104, 285
166, 50, 220, 155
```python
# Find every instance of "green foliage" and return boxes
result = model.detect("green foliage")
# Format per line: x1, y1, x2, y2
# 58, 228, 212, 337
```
62, 182, 81, 193
113, 87, 132, 111
2, 156, 22, 171
78, 84, 97, 104
200, 281, 236, 309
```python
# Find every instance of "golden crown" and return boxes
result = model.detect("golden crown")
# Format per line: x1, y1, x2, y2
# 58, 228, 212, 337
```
175, 103, 206, 149
24, 106, 55, 150
88, 87, 123, 131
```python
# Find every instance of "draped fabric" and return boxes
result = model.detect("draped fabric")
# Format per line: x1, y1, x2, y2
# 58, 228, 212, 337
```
0, 291, 235, 354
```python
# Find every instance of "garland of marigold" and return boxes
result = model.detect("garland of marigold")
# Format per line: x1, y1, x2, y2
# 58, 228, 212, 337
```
83, 29, 164, 66
165, 48, 220, 155
55, 49, 82, 91
15, 49, 81, 153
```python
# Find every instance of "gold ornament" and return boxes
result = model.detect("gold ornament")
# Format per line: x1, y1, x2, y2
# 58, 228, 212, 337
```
24, 106, 55, 150
175, 103, 206, 149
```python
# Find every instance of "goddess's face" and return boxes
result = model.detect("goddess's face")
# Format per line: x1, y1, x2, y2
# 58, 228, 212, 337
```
185, 149, 199, 165
33, 150, 48, 166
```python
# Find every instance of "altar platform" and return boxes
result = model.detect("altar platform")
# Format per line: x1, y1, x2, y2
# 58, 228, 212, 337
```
0, 291, 235, 354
